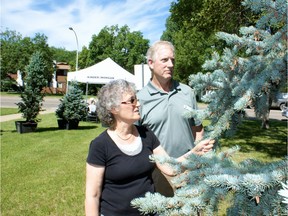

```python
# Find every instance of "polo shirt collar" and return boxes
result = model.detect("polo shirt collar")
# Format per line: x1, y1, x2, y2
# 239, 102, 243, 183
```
147, 79, 181, 95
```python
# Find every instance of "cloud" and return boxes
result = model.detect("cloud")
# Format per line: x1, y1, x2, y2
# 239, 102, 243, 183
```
1, 0, 173, 51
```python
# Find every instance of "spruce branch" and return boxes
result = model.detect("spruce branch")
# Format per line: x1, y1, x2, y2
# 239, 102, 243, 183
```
132, 149, 287, 215
132, 0, 287, 215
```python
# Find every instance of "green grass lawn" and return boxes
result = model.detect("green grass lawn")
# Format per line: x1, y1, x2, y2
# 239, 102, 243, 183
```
1, 108, 19, 116
1, 114, 287, 215
219, 119, 287, 162
1, 113, 106, 216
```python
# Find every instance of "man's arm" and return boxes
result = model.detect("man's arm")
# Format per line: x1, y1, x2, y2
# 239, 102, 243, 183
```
192, 124, 204, 142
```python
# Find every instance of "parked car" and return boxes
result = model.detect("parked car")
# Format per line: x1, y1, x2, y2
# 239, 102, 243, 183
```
281, 107, 288, 118
246, 93, 288, 110
271, 93, 288, 111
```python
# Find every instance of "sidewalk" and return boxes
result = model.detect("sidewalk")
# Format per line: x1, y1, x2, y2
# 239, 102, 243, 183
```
0, 108, 56, 122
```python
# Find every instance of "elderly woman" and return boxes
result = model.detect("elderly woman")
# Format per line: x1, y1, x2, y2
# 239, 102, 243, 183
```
85, 79, 213, 216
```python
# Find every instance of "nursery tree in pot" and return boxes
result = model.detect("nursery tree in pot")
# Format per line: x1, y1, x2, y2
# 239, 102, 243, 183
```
55, 81, 87, 129
16, 51, 47, 133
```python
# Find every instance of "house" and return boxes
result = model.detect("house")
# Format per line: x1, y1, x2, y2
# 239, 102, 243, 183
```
9, 62, 70, 94
44, 62, 70, 94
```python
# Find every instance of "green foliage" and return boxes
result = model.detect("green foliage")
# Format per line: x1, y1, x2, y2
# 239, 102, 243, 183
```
31, 33, 54, 82
55, 81, 87, 121
78, 46, 90, 70
0, 29, 54, 84
161, 16, 178, 42
188, 0, 287, 138
0, 29, 30, 80
50, 46, 76, 69
173, 28, 216, 83
0, 78, 21, 92
163, 0, 256, 84
87, 24, 149, 72
16, 51, 47, 122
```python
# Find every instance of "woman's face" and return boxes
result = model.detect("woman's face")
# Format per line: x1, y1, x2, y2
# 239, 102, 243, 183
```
114, 93, 141, 124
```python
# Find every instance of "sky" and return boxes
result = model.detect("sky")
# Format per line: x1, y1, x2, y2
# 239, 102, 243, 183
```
1, 0, 174, 51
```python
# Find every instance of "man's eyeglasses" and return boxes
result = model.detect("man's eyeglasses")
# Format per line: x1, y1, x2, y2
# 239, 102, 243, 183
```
121, 97, 138, 105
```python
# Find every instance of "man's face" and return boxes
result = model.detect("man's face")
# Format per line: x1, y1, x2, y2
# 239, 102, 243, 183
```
148, 45, 175, 81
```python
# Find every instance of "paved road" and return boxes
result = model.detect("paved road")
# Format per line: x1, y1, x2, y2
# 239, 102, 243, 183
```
0, 95, 287, 122
1, 95, 60, 109
1, 95, 59, 122
245, 108, 286, 121
198, 103, 286, 121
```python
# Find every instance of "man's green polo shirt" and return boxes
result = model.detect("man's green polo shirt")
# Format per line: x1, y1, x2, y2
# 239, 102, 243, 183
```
137, 80, 201, 158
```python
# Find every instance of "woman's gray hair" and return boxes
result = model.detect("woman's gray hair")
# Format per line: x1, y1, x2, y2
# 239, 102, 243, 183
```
146, 40, 175, 63
96, 79, 137, 128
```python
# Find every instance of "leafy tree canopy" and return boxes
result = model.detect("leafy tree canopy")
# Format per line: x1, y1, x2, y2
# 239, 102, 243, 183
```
1, 29, 53, 82
162, 0, 257, 84
87, 24, 149, 72
50, 46, 75, 63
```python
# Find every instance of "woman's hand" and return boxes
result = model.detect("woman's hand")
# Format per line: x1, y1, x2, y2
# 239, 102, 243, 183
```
191, 139, 215, 155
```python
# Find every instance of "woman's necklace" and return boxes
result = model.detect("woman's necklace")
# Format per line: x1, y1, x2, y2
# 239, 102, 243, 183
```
115, 127, 134, 141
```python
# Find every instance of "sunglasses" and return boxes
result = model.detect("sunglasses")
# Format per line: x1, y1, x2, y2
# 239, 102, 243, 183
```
121, 96, 138, 105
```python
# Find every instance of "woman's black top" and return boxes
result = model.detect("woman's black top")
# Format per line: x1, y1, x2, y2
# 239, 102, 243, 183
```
87, 125, 160, 216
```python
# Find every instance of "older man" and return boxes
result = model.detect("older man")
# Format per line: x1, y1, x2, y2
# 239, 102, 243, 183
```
137, 41, 209, 196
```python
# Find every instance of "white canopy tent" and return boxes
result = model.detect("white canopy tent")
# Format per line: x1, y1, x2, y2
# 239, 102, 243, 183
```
67, 57, 136, 85
67, 58, 137, 101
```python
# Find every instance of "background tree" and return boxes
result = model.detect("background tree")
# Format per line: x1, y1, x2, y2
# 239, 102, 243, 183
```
50, 46, 75, 64
78, 46, 90, 69
87, 24, 149, 72
131, 0, 287, 215
0, 29, 31, 80
78, 24, 149, 95
1, 29, 55, 89
31, 33, 54, 84
162, 0, 256, 84
1, 25, 149, 95
161, 16, 178, 42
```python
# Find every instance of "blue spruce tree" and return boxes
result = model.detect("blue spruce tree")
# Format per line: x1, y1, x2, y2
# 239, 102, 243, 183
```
17, 51, 47, 122
131, 0, 287, 215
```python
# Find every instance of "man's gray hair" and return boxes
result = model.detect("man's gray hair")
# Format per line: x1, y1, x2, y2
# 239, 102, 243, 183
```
146, 40, 175, 63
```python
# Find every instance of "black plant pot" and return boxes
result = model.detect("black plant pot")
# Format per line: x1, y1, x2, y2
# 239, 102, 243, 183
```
57, 119, 79, 130
66, 120, 79, 130
57, 119, 68, 129
15, 121, 38, 134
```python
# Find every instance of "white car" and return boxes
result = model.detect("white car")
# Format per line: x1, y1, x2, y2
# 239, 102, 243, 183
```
246, 93, 288, 110
281, 106, 288, 118
271, 93, 288, 111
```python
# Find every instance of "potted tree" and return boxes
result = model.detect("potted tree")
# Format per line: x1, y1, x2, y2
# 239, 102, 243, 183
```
55, 81, 87, 130
55, 100, 67, 129
15, 51, 47, 133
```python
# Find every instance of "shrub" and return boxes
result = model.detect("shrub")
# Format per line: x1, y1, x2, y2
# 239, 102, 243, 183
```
55, 81, 87, 121
16, 51, 47, 122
